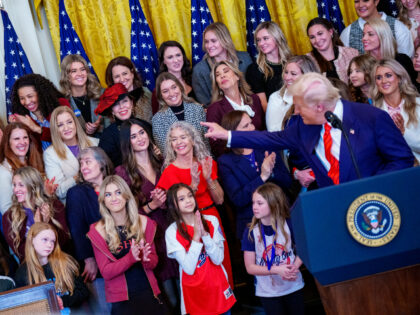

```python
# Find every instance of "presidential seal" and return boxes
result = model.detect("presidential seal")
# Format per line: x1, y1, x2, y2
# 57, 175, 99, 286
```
347, 193, 401, 247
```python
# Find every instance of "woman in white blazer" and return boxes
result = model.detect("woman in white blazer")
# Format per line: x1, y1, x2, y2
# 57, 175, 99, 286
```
372, 59, 420, 163
43, 106, 98, 204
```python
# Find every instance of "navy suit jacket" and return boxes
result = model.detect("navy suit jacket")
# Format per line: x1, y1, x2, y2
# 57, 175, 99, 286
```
231, 100, 414, 188
218, 149, 292, 237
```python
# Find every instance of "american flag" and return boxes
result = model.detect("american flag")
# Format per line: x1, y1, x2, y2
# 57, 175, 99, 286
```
58, 0, 97, 77
2, 10, 33, 115
316, 0, 345, 33
191, 0, 213, 66
378, 0, 399, 17
129, 0, 159, 90
246, 0, 271, 60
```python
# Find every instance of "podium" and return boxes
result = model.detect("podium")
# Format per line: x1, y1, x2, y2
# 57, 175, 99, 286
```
291, 167, 420, 315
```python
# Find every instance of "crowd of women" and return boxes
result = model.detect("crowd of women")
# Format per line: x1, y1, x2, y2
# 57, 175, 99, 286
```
0, 1, 419, 314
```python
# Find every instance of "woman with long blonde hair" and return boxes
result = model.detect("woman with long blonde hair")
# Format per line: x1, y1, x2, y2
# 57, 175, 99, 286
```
59, 54, 104, 136
44, 106, 99, 204
14, 222, 89, 311
2, 166, 69, 261
371, 58, 420, 162
362, 18, 417, 85
246, 21, 292, 111
192, 22, 252, 107
87, 175, 166, 314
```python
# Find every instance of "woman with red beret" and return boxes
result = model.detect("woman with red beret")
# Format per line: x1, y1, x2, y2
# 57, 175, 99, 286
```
96, 83, 151, 167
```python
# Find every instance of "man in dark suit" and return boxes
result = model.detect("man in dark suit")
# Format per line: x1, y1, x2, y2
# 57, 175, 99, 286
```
202, 73, 414, 188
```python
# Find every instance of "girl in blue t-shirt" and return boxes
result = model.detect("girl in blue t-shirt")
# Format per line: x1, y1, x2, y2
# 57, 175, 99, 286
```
241, 182, 304, 315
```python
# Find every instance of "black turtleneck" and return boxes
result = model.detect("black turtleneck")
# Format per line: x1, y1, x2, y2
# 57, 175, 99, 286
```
169, 103, 185, 121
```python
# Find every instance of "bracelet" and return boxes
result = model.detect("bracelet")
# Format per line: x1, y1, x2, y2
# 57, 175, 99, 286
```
146, 203, 154, 212
207, 179, 217, 191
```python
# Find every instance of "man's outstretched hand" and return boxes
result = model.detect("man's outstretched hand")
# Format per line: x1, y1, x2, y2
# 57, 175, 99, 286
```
200, 122, 229, 141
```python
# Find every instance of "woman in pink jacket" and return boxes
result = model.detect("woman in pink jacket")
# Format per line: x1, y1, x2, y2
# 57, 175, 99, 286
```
87, 175, 167, 314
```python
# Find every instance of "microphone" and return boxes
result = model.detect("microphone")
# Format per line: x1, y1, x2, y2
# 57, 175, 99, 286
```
324, 111, 362, 179
324, 111, 342, 129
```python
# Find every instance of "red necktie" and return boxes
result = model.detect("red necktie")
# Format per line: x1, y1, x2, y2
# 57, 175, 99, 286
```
323, 123, 340, 185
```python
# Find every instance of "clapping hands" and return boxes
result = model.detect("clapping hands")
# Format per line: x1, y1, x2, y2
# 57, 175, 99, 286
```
131, 239, 152, 262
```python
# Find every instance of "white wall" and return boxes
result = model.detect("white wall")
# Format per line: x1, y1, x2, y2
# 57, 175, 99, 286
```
0, 0, 60, 123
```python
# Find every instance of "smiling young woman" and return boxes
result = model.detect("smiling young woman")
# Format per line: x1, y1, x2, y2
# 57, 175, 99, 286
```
43, 106, 99, 204
371, 59, 420, 161
0, 123, 44, 215
60, 54, 104, 136
246, 21, 292, 111
192, 22, 252, 107
152, 72, 208, 154
306, 17, 358, 83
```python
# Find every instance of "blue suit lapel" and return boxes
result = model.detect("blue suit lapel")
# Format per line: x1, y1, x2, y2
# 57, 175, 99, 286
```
339, 101, 359, 183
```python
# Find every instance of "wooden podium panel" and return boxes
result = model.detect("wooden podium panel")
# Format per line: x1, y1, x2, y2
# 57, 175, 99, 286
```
316, 264, 420, 315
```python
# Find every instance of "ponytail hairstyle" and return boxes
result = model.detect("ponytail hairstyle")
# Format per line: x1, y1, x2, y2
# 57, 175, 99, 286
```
248, 183, 290, 246
25, 222, 79, 295
98, 175, 145, 253
166, 183, 209, 245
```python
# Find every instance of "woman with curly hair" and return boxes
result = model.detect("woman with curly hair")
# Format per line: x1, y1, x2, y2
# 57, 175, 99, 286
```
59, 54, 105, 136
193, 22, 252, 107
87, 175, 166, 313
2, 166, 69, 261
151, 41, 195, 114
156, 121, 233, 288
115, 119, 178, 309
105, 56, 153, 122
246, 21, 292, 111
371, 58, 420, 162
0, 123, 44, 215
10, 74, 71, 150
207, 60, 265, 156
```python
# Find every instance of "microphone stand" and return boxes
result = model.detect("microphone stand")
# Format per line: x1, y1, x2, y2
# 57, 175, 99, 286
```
325, 111, 362, 179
